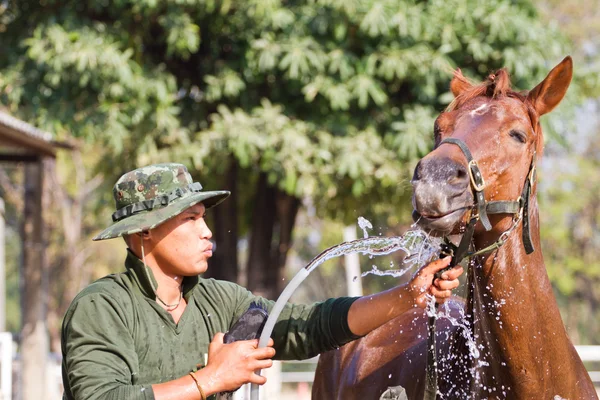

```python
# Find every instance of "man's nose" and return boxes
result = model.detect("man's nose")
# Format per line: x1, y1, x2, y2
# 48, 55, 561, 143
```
198, 219, 212, 239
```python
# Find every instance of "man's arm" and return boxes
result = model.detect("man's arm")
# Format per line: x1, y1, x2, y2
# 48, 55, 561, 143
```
348, 256, 462, 336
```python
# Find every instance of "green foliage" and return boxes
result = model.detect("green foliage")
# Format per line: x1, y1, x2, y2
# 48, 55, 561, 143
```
539, 136, 600, 343
540, 138, 600, 292
5, 226, 21, 332
0, 0, 573, 207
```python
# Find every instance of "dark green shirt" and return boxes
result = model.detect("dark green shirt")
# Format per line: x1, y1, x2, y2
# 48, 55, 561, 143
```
61, 251, 360, 400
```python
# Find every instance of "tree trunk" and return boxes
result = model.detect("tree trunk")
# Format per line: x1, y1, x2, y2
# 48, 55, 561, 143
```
46, 151, 101, 353
206, 159, 238, 283
246, 173, 277, 299
21, 158, 49, 400
272, 191, 300, 294
246, 173, 300, 300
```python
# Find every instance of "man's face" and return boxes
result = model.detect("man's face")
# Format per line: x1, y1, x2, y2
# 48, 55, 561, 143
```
147, 203, 213, 276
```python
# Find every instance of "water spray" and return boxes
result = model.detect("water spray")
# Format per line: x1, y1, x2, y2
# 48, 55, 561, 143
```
250, 230, 440, 400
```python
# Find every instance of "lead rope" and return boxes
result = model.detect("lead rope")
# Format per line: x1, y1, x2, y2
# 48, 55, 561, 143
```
424, 214, 477, 400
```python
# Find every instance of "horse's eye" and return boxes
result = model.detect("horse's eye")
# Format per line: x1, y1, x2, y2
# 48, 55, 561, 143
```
509, 130, 527, 144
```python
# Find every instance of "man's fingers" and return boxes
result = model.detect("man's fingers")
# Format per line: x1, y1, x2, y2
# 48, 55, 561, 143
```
267, 338, 274, 347
249, 373, 268, 385
213, 332, 225, 342
434, 278, 460, 291
421, 256, 452, 275
440, 265, 464, 280
431, 286, 452, 300
210, 332, 225, 348
252, 346, 276, 360
251, 358, 274, 371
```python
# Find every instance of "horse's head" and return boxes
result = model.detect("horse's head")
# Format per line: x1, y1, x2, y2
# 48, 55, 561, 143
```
412, 57, 573, 237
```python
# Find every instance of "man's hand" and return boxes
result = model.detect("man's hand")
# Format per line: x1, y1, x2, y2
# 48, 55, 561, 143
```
408, 256, 463, 308
200, 333, 276, 395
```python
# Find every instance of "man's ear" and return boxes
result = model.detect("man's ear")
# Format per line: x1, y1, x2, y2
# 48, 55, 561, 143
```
526, 56, 573, 116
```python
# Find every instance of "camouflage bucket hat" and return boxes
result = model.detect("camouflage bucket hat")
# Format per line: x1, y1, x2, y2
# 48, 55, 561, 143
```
93, 163, 230, 241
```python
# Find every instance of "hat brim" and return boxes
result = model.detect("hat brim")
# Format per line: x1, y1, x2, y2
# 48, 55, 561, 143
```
92, 190, 230, 241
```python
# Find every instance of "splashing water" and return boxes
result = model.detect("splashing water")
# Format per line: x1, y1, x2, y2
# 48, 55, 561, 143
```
304, 229, 442, 274
252, 228, 442, 400
435, 298, 481, 359
361, 264, 415, 278
357, 216, 373, 238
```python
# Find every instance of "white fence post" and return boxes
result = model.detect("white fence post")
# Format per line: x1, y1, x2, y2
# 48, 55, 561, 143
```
343, 226, 363, 297
0, 333, 12, 400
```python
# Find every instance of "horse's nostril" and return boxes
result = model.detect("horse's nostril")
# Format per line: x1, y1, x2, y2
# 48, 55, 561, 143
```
412, 160, 424, 181
455, 165, 468, 181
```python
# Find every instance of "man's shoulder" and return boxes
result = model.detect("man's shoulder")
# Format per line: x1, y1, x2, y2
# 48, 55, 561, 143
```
61, 274, 139, 349
66, 273, 134, 316
75, 273, 129, 299
196, 277, 246, 294
195, 278, 255, 307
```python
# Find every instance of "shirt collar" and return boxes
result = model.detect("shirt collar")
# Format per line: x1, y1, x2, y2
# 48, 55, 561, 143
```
124, 249, 200, 300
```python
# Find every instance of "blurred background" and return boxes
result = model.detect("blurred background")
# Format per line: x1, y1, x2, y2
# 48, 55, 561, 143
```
0, 0, 598, 398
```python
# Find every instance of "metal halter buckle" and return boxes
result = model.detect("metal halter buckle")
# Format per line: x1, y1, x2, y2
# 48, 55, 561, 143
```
529, 164, 536, 187
468, 159, 486, 192
516, 196, 524, 217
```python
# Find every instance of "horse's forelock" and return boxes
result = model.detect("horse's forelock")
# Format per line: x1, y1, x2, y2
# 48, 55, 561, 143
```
488, 68, 511, 97
447, 68, 514, 112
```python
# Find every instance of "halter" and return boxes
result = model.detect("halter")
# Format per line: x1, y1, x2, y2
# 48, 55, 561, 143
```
435, 137, 536, 265
423, 137, 537, 400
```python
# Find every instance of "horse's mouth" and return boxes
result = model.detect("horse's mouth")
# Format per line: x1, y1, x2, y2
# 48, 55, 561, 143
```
412, 207, 469, 235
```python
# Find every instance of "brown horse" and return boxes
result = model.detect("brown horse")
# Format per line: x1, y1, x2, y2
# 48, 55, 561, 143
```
312, 57, 598, 399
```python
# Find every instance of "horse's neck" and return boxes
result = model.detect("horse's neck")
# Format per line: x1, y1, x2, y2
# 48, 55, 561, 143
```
465, 204, 589, 397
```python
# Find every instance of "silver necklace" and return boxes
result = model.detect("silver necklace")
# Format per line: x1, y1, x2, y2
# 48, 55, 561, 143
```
156, 288, 183, 311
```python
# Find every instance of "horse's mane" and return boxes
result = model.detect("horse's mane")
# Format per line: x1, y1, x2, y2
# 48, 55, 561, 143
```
446, 68, 543, 154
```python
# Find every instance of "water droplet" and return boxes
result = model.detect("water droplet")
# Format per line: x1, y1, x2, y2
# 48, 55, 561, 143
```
357, 216, 373, 238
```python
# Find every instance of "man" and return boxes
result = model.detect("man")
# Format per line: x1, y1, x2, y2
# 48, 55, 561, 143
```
61, 163, 463, 400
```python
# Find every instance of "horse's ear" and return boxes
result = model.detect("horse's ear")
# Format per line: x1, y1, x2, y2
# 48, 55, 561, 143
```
527, 56, 573, 116
450, 68, 472, 97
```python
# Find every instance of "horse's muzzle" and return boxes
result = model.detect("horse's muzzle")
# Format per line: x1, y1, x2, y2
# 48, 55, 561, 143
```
411, 207, 469, 235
